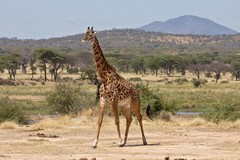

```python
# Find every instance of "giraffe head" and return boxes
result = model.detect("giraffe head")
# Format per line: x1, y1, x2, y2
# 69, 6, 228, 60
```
82, 27, 97, 43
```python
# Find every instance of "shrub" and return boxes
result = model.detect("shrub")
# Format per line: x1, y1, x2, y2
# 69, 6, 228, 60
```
0, 97, 26, 124
129, 77, 142, 81
158, 111, 172, 122
67, 67, 79, 74
174, 78, 189, 85
47, 83, 92, 114
192, 80, 201, 87
136, 83, 176, 117
165, 81, 173, 85
191, 79, 207, 87
203, 103, 240, 123
61, 77, 74, 82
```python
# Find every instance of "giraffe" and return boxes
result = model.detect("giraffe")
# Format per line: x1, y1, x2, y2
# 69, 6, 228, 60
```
82, 27, 148, 148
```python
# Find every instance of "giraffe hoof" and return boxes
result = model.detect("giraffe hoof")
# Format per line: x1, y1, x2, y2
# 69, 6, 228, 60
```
118, 143, 125, 147
92, 145, 97, 149
143, 141, 147, 145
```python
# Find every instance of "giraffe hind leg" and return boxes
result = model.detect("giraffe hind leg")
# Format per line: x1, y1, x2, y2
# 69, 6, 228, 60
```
131, 98, 147, 145
119, 105, 132, 147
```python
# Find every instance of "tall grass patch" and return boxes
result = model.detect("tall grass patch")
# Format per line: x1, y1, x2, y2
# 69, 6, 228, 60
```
203, 103, 240, 123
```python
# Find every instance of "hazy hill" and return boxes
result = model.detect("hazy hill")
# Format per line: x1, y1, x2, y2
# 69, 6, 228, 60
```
0, 29, 240, 55
140, 15, 238, 35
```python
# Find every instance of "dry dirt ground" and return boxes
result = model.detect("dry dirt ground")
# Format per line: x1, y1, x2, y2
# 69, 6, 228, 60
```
0, 116, 240, 160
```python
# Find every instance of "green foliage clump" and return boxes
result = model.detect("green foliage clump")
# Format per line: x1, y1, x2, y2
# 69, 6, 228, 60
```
47, 83, 91, 114
67, 67, 79, 74
129, 77, 142, 81
174, 78, 189, 85
192, 79, 201, 87
203, 104, 240, 123
61, 77, 74, 82
0, 97, 26, 124
136, 83, 176, 117
192, 78, 207, 87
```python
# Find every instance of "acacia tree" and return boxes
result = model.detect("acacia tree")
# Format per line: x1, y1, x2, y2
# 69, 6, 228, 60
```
35, 49, 49, 82
206, 61, 231, 83
116, 59, 130, 73
18, 47, 32, 74
48, 52, 64, 81
188, 54, 212, 80
231, 62, 240, 81
130, 57, 145, 74
35, 48, 65, 82
188, 63, 205, 80
0, 54, 5, 75
159, 55, 179, 77
144, 56, 160, 76
176, 54, 192, 76
4, 53, 21, 80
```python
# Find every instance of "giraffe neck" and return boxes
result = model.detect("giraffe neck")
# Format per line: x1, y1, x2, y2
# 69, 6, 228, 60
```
92, 36, 114, 81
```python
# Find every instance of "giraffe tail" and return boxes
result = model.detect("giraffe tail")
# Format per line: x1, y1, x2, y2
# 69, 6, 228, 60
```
146, 104, 153, 121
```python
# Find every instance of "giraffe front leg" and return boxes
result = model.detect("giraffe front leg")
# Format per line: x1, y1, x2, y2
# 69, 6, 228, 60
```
92, 97, 105, 148
111, 101, 123, 147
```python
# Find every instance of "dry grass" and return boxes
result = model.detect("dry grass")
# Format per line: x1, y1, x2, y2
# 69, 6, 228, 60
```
31, 115, 72, 130
154, 116, 240, 130
0, 121, 19, 129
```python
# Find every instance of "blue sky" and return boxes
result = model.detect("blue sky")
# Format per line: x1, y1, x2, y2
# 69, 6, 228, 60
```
0, 0, 240, 39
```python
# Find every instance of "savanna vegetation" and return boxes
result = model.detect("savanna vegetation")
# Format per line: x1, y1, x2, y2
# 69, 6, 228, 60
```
1, 29, 240, 124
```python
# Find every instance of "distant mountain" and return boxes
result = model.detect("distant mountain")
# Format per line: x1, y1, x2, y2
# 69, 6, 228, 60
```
139, 15, 238, 35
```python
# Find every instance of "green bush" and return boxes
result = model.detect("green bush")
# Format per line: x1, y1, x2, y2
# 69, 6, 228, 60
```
136, 83, 176, 117
47, 83, 91, 114
192, 79, 201, 87
67, 67, 79, 74
203, 103, 240, 123
191, 79, 207, 87
0, 97, 26, 124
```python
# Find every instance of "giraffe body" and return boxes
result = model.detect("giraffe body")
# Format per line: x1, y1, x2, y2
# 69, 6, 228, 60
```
82, 27, 147, 148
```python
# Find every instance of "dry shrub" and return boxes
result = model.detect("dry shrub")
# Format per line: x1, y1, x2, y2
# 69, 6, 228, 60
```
0, 121, 19, 129
218, 120, 240, 129
32, 115, 71, 130
184, 117, 206, 127
80, 108, 96, 117
233, 120, 240, 129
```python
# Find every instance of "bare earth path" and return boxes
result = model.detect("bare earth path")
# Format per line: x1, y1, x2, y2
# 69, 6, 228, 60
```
0, 116, 240, 160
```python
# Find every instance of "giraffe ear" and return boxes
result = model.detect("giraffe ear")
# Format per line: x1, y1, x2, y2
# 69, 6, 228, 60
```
94, 31, 97, 35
